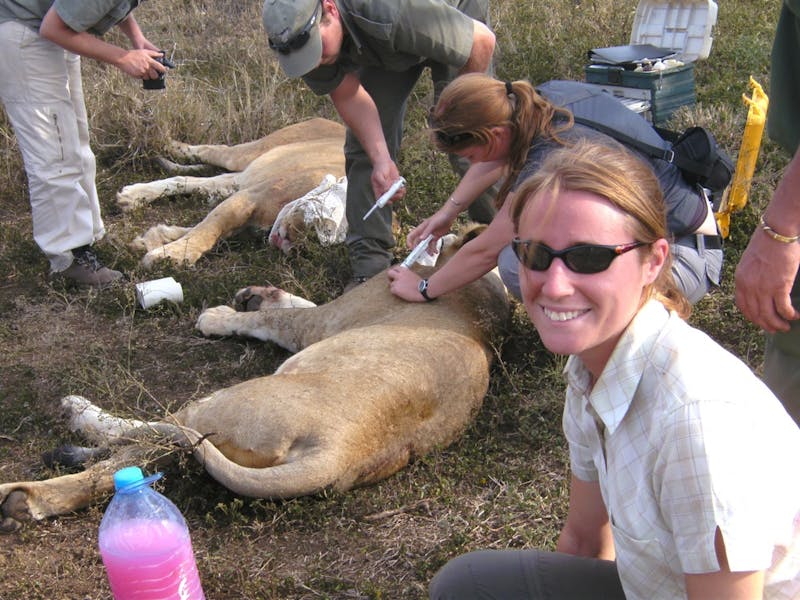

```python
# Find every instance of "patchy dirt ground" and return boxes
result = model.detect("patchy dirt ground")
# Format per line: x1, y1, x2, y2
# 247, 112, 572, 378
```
0, 0, 778, 597
0, 136, 573, 598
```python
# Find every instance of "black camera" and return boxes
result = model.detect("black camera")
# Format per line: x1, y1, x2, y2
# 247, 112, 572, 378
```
143, 51, 176, 90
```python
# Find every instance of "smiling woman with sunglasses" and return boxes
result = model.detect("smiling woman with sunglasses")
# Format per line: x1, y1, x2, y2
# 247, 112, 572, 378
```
387, 73, 723, 305
428, 140, 800, 600
510, 239, 648, 274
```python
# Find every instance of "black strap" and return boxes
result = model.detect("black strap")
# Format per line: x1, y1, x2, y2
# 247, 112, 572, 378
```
572, 115, 676, 163
572, 116, 720, 184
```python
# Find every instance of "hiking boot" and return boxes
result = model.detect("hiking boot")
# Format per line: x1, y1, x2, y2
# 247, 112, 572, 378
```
343, 275, 371, 294
57, 246, 123, 287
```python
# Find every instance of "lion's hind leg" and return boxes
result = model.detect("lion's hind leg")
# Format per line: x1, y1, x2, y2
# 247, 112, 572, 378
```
61, 395, 152, 445
154, 156, 210, 175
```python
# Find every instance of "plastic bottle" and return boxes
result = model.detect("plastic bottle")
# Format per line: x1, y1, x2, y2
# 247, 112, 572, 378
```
98, 466, 205, 600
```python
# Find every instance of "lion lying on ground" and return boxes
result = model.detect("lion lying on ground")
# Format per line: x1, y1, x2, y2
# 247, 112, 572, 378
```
120, 118, 346, 268
0, 230, 510, 529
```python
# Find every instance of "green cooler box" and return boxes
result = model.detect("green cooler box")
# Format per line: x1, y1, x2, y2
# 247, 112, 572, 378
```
583, 0, 718, 125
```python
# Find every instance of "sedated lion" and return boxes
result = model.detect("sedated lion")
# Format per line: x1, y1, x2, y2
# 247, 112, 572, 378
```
0, 228, 510, 530
120, 117, 347, 268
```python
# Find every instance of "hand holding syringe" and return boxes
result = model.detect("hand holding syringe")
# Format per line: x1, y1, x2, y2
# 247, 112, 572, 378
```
401, 234, 435, 268
363, 177, 406, 221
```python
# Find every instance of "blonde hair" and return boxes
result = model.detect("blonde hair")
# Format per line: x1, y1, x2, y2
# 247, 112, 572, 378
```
510, 139, 691, 318
430, 73, 573, 208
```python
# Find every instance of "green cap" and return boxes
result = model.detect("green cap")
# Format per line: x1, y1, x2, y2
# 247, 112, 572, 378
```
262, 0, 323, 77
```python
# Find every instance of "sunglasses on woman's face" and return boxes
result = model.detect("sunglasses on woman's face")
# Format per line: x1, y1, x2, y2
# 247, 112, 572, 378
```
434, 129, 475, 147
511, 238, 647, 274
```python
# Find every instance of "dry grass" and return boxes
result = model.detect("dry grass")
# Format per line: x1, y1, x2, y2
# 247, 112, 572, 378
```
0, 0, 784, 597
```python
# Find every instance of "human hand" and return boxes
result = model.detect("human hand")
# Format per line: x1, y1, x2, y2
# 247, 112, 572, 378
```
407, 210, 455, 249
136, 38, 161, 53
371, 160, 405, 205
734, 231, 800, 333
387, 265, 426, 302
115, 49, 167, 80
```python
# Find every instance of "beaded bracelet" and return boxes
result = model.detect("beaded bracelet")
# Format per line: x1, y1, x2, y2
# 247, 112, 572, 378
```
760, 215, 799, 244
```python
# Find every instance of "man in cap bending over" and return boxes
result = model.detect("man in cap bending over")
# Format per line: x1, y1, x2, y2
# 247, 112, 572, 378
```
262, 0, 495, 289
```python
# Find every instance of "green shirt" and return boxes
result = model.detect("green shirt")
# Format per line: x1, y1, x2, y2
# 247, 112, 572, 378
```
303, 0, 487, 95
767, 0, 800, 154
0, 0, 139, 36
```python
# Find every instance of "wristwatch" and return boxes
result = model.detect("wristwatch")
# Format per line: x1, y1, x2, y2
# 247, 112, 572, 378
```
418, 278, 436, 302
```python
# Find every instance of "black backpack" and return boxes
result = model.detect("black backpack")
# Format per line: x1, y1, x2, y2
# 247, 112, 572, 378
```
536, 80, 734, 197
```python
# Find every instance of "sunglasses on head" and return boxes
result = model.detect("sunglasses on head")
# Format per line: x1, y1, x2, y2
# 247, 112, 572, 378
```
511, 238, 647, 274
268, 2, 320, 55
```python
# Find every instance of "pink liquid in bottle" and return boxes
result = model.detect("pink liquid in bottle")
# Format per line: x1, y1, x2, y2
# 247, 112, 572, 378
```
99, 517, 205, 600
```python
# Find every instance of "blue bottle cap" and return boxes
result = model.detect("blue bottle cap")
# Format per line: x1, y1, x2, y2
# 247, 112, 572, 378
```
113, 466, 163, 493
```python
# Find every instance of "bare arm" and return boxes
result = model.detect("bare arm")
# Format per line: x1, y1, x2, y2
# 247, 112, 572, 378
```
684, 528, 764, 600
459, 20, 495, 74
387, 196, 514, 301
115, 14, 158, 51
329, 72, 402, 201
39, 8, 164, 79
556, 475, 615, 560
407, 159, 507, 248
734, 150, 800, 332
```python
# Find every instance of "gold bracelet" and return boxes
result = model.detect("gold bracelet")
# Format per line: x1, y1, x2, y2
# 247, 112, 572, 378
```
448, 196, 463, 207
760, 215, 799, 244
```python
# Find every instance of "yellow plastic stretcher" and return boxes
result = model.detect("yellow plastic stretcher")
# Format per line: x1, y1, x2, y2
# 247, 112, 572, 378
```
715, 77, 769, 237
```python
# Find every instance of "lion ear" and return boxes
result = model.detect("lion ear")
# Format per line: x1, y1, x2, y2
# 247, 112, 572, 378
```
456, 222, 488, 246
436, 222, 487, 262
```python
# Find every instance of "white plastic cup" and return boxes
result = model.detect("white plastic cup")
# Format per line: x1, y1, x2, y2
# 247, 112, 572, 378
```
135, 277, 183, 309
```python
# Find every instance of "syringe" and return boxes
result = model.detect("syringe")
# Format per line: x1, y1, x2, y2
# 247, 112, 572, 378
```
401, 234, 435, 268
363, 177, 406, 221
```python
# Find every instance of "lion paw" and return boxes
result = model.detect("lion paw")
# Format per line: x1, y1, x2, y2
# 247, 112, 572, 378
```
234, 286, 316, 310
141, 240, 201, 269
196, 305, 238, 337
131, 225, 192, 253
234, 286, 283, 312
0, 487, 31, 530
116, 184, 159, 212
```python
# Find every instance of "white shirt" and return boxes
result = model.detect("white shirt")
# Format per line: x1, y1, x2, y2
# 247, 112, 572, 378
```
564, 300, 800, 600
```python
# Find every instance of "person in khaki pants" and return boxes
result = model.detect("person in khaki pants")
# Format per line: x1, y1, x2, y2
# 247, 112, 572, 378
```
262, 0, 496, 288
0, 0, 168, 286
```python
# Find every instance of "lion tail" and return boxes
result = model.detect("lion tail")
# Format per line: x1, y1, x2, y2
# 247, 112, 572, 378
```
152, 423, 344, 499
194, 438, 343, 498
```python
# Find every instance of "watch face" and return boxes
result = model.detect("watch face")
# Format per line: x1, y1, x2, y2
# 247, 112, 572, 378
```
418, 279, 433, 301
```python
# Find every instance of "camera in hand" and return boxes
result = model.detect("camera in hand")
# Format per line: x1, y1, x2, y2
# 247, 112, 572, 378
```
143, 51, 176, 90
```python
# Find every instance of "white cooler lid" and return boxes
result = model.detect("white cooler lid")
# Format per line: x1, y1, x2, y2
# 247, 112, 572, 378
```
630, 0, 718, 62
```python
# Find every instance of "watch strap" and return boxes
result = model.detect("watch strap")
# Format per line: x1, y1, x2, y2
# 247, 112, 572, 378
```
418, 278, 435, 302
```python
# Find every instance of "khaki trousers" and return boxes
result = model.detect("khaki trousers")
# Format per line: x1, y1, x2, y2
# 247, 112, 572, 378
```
0, 20, 105, 272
